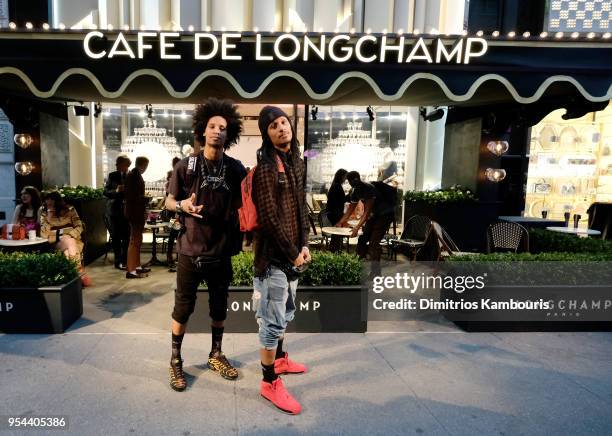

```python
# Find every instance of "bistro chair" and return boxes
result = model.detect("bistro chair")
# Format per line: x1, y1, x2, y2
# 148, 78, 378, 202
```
389, 215, 432, 261
306, 203, 325, 248
486, 221, 530, 253
379, 216, 399, 259
428, 221, 470, 260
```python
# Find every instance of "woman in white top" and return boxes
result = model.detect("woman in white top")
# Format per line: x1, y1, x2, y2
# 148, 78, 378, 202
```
12, 186, 42, 234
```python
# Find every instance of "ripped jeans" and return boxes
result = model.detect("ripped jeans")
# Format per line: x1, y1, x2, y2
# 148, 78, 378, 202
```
254, 265, 298, 350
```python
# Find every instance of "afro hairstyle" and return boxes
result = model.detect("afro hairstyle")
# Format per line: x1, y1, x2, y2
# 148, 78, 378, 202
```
192, 98, 243, 150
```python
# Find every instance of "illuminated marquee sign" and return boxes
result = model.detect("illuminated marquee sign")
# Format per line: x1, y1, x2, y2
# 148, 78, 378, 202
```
83, 31, 488, 65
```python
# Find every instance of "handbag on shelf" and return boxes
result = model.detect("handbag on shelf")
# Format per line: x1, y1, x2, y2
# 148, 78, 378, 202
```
560, 184, 576, 195
533, 179, 552, 194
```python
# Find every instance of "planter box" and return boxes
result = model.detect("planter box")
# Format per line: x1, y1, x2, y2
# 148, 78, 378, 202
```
404, 200, 501, 252
70, 199, 107, 265
0, 276, 83, 333
188, 285, 365, 333
440, 284, 612, 332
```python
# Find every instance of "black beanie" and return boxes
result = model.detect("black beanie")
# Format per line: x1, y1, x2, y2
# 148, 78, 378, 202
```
258, 106, 290, 139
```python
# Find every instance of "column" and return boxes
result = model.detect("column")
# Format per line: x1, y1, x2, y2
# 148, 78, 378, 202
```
440, 0, 464, 33
352, 0, 364, 32
313, 0, 342, 31
129, 0, 140, 29
393, 0, 413, 32
0, 109, 16, 225
212, 0, 246, 30
413, 0, 465, 190
0, 0, 9, 27
252, 0, 277, 31
170, 0, 181, 29
362, 0, 393, 32
201, 0, 210, 30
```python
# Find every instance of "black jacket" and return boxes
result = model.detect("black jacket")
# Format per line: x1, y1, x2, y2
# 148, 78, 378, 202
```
326, 182, 348, 225
103, 170, 127, 217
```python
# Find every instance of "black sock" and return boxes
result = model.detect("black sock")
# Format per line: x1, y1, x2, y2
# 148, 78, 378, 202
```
275, 338, 285, 360
261, 362, 278, 383
171, 333, 184, 360
210, 326, 224, 357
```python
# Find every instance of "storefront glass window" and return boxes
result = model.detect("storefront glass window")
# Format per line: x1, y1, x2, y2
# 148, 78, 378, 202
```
525, 105, 612, 226
306, 105, 410, 227
101, 104, 303, 199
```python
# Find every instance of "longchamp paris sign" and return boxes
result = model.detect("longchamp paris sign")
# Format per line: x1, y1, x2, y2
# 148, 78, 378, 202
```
83, 31, 489, 65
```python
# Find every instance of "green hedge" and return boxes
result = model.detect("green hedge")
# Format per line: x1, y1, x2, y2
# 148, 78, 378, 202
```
529, 229, 612, 254
56, 185, 104, 202
446, 252, 611, 286
403, 185, 476, 205
0, 252, 79, 287
447, 251, 612, 262
226, 251, 362, 287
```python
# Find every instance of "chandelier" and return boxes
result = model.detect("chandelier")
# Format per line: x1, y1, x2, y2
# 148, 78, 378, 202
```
318, 122, 382, 184
121, 118, 181, 157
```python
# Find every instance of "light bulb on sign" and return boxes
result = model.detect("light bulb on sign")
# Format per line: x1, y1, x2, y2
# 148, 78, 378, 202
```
14, 134, 33, 149
15, 162, 34, 176
486, 140, 509, 156
485, 168, 506, 182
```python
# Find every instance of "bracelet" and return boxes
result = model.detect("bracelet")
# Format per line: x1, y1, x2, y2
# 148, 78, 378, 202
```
175, 200, 184, 214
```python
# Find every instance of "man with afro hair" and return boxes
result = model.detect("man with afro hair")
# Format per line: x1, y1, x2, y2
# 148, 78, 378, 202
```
165, 98, 247, 391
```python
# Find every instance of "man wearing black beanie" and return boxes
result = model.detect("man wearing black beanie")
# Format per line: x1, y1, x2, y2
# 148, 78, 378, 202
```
252, 106, 311, 414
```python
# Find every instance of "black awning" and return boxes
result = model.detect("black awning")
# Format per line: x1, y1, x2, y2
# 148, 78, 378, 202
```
0, 30, 610, 106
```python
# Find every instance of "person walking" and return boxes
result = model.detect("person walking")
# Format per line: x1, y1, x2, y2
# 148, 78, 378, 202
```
104, 155, 131, 270
124, 156, 150, 279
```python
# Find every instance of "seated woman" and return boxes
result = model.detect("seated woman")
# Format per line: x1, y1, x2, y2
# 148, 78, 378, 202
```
326, 168, 349, 226
40, 190, 91, 287
12, 186, 42, 234
326, 169, 350, 252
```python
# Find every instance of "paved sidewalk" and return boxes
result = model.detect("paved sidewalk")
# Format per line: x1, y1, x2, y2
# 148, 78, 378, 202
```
1, 260, 611, 435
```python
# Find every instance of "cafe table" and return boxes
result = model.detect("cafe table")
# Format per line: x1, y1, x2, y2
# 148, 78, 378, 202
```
144, 222, 170, 266
321, 226, 362, 252
545, 226, 602, 238
499, 215, 565, 229
0, 237, 50, 253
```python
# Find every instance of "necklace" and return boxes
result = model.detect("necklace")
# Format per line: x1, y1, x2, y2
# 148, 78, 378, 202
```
200, 155, 227, 190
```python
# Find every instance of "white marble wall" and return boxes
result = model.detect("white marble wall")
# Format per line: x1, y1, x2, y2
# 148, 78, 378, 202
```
0, 0, 8, 28
50, 0, 467, 33
0, 109, 16, 226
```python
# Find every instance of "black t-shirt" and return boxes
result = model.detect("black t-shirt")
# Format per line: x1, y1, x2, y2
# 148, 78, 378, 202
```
350, 182, 377, 204
326, 182, 347, 225
350, 181, 396, 218
168, 153, 247, 258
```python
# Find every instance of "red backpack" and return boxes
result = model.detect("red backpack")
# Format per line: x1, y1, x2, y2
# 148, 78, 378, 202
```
239, 155, 284, 232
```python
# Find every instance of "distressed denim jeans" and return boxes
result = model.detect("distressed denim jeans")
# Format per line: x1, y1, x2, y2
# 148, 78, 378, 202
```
254, 266, 298, 349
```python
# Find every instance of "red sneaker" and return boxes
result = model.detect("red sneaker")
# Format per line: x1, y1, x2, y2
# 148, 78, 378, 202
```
260, 378, 302, 415
81, 274, 92, 287
274, 352, 307, 375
